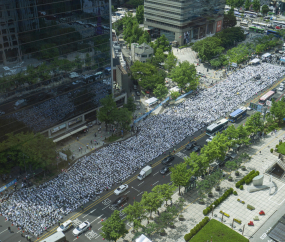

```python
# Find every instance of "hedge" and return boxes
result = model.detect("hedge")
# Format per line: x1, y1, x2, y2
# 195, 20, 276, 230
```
203, 188, 233, 216
235, 170, 260, 188
247, 204, 255, 211
184, 217, 210, 241
233, 191, 238, 195
234, 218, 242, 224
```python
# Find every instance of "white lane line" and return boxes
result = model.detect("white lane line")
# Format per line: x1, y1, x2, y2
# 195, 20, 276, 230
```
83, 209, 96, 218
73, 238, 77, 241
98, 218, 106, 224
131, 186, 140, 192
166, 172, 172, 176
137, 191, 143, 197
152, 181, 159, 186
90, 214, 103, 224
0, 229, 7, 234
138, 181, 144, 186
124, 190, 130, 195
98, 226, 103, 230
153, 171, 159, 176
102, 204, 110, 210
94, 235, 101, 239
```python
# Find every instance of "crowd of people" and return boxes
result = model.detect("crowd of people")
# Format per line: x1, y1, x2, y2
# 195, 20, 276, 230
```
0, 63, 285, 237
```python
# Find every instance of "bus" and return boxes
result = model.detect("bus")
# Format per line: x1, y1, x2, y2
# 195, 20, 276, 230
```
266, 29, 281, 38
244, 11, 257, 18
272, 21, 285, 28
259, 90, 275, 105
249, 26, 265, 33
229, 107, 247, 123
206, 118, 228, 136
43, 231, 66, 242
252, 22, 270, 28
240, 21, 248, 27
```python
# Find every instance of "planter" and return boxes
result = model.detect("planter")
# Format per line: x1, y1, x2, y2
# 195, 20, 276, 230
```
160, 229, 166, 236
241, 166, 246, 171
215, 186, 220, 191
228, 177, 233, 182
179, 215, 184, 221
208, 192, 213, 198
169, 222, 175, 229
235, 171, 240, 176
198, 199, 205, 204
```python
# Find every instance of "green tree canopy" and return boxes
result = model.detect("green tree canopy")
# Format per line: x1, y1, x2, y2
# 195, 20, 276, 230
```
149, 34, 171, 53
252, 0, 261, 12
245, 112, 264, 134
185, 152, 209, 177
262, 5, 270, 15
170, 162, 193, 195
98, 95, 118, 130
270, 97, 285, 123
136, 5, 144, 24
115, 108, 132, 133
152, 183, 176, 205
223, 13, 237, 29
141, 191, 163, 218
100, 210, 128, 241
164, 52, 177, 72
138, 31, 151, 44
170, 61, 199, 92
124, 97, 136, 112
123, 201, 146, 232
153, 84, 169, 100
192, 37, 224, 62
244, 0, 251, 10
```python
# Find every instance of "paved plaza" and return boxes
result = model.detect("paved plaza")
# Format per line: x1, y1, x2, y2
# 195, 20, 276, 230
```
118, 129, 285, 242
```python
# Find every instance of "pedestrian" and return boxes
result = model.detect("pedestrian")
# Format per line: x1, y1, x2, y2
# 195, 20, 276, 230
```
86, 144, 88, 149
8, 226, 10, 231
77, 137, 79, 141
260, 151, 261, 155
79, 147, 81, 152
95, 132, 97, 137
81, 205, 84, 211
58, 221, 60, 226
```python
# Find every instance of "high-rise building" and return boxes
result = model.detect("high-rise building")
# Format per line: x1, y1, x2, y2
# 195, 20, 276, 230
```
0, 0, 124, 140
144, 0, 226, 46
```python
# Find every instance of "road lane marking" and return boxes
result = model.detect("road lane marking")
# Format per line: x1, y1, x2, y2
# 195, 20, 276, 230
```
153, 171, 159, 176
98, 226, 103, 230
102, 204, 110, 210
82, 209, 96, 218
124, 190, 130, 195
137, 191, 143, 197
98, 218, 106, 224
166, 172, 172, 176
138, 181, 144, 186
0, 229, 7, 234
90, 214, 103, 224
152, 181, 159, 186
131, 186, 140, 192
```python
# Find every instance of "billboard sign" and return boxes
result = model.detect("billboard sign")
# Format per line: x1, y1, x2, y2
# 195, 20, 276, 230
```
216, 20, 222, 32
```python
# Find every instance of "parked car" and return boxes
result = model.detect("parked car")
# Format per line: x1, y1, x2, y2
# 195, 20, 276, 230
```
160, 164, 172, 175
136, 91, 140, 96
114, 184, 128, 195
278, 86, 284, 92
72, 221, 90, 236
185, 141, 197, 150
162, 156, 174, 165
57, 220, 73, 232
189, 145, 201, 153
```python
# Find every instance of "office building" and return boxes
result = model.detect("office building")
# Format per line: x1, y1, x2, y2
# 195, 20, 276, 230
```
0, 0, 125, 140
131, 43, 154, 63
144, 0, 226, 46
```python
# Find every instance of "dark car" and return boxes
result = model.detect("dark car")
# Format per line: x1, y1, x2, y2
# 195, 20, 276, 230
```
160, 165, 172, 174
185, 141, 197, 150
136, 91, 140, 96
162, 156, 174, 165
112, 195, 128, 208
189, 145, 201, 153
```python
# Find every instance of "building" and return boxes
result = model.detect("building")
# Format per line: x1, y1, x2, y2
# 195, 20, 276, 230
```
144, 0, 226, 46
131, 43, 154, 63
0, 0, 126, 140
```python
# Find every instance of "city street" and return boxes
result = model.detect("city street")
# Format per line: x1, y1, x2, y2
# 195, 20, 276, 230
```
1, 72, 285, 242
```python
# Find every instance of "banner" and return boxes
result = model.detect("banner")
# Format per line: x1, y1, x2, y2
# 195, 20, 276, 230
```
216, 20, 222, 32
176, 90, 193, 101
0, 179, 17, 193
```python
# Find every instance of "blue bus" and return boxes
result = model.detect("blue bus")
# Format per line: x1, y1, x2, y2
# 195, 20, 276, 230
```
229, 107, 247, 122
266, 29, 281, 38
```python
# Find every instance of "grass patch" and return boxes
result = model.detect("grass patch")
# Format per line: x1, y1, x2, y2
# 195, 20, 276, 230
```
190, 219, 248, 242
107, 135, 121, 143
277, 142, 285, 155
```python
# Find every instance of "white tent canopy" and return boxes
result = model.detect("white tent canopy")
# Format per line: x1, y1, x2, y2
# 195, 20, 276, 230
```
262, 53, 271, 58
250, 58, 260, 64
145, 97, 158, 106
135, 234, 153, 242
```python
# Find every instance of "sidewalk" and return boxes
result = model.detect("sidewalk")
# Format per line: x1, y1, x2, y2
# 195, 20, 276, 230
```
118, 129, 285, 242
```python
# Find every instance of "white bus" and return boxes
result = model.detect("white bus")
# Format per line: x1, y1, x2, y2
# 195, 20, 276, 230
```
252, 22, 270, 28
206, 119, 228, 136
244, 11, 257, 18
272, 20, 285, 28
240, 21, 248, 27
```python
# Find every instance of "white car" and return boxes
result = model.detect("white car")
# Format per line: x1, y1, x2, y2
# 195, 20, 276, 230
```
57, 220, 73, 232
246, 106, 252, 111
206, 136, 214, 143
72, 221, 90, 236
114, 184, 129, 195
278, 86, 284, 92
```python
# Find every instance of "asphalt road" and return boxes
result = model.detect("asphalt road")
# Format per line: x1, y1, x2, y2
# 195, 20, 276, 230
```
1, 76, 285, 242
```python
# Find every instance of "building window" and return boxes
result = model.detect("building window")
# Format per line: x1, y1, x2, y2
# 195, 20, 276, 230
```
141, 54, 147, 57
148, 54, 152, 57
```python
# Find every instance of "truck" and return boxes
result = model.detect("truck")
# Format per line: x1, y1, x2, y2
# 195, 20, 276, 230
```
137, 166, 152, 180
42, 231, 66, 242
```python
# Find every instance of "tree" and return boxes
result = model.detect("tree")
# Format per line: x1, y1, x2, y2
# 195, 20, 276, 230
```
136, 5, 144, 24
185, 153, 209, 177
192, 37, 224, 62
244, 0, 251, 10
170, 61, 199, 92
270, 97, 285, 123
149, 34, 171, 53
164, 52, 177, 72
225, 160, 239, 174
261, 5, 270, 15
138, 31, 151, 44
74, 55, 83, 70
233, 0, 245, 8
252, 0, 261, 12
236, 125, 250, 146
85, 53, 92, 69
245, 112, 264, 134
141, 191, 163, 219
115, 108, 132, 133
40, 43, 59, 60
124, 97, 136, 112
123, 201, 146, 232
98, 95, 118, 131
100, 210, 128, 241
130, 61, 164, 91
152, 183, 176, 205
170, 91, 180, 100
148, 48, 167, 67
170, 162, 193, 195
122, 14, 144, 46
223, 13, 237, 29
153, 84, 168, 100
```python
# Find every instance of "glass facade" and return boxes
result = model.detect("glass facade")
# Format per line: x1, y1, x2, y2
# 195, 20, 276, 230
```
0, 0, 112, 138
